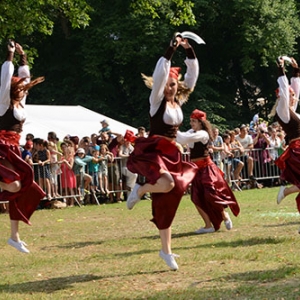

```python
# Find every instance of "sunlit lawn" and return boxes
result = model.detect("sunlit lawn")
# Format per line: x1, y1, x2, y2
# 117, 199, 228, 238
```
0, 186, 300, 299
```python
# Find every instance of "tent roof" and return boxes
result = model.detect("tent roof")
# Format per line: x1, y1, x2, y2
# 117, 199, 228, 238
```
21, 105, 137, 145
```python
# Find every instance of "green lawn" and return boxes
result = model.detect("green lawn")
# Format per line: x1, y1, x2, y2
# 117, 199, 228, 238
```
0, 187, 299, 299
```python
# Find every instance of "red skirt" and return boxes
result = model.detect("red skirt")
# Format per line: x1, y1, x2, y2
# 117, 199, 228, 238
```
127, 136, 198, 229
0, 132, 45, 224
191, 157, 240, 231
275, 140, 300, 212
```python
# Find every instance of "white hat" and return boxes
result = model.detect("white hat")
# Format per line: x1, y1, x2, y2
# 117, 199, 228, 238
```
100, 119, 109, 125
77, 148, 85, 154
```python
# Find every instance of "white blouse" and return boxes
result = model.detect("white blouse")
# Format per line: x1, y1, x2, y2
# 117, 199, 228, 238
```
0, 61, 30, 121
176, 129, 209, 149
276, 75, 300, 123
149, 55, 199, 124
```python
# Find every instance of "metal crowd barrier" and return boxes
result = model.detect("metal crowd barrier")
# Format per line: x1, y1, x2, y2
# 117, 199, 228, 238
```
222, 147, 281, 190
32, 156, 132, 207
32, 147, 283, 208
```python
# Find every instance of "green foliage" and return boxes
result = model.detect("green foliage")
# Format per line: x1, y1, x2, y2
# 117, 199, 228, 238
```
1, 0, 300, 131
130, 0, 196, 26
0, 0, 91, 43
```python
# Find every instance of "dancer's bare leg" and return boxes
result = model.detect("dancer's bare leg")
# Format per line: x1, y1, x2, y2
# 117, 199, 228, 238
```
159, 227, 172, 254
284, 185, 300, 197
10, 220, 20, 242
138, 172, 175, 197
195, 205, 212, 228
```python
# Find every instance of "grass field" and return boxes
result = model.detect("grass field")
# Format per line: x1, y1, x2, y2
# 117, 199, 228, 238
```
0, 186, 300, 299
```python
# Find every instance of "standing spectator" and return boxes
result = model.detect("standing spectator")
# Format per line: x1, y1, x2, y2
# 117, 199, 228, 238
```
118, 130, 137, 192
235, 124, 256, 183
73, 148, 93, 199
210, 127, 224, 170
252, 126, 270, 186
36, 139, 52, 200
229, 130, 244, 188
87, 145, 101, 193
59, 142, 77, 206
127, 34, 199, 270
22, 140, 33, 165
136, 126, 147, 138
269, 128, 281, 161
48, 141, 62, 198
98, 144, 114, 195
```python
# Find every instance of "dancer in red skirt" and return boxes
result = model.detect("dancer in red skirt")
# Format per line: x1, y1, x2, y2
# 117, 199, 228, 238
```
177, 109, 240, 234
271, 57, 300, 224
0, 40, 45, 253
127, 34, 199, 270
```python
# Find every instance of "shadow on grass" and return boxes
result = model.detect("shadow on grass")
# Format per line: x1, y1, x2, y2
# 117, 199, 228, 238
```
0, 274, 100, 293
178, 236, 287, 249
190, 265, 298, 286
0, 270, 169, 294
263, 221, 299, 227
40, 240, 104, 250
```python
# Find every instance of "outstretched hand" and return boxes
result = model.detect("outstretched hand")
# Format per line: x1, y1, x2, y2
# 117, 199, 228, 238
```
291, 57, 298, 68
7, 40, 15, 53
15, 43, 25, 55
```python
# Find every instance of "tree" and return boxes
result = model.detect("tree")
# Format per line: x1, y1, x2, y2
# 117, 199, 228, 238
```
6, 0, 300, 133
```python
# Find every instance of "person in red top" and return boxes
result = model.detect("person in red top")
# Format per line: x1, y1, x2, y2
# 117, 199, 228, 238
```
0, 40, 45, 253
127, 34, 199, 270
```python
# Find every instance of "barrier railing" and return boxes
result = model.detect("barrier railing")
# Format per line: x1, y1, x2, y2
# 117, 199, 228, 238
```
32, 156, 132, 207
31, 147, 283, 208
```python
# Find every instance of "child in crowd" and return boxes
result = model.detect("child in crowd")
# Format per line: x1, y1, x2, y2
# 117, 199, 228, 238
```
22, 140, 33, 165
99, 119, 111, 135
88, 146, 101, 193
98, 144, 114, 194
36, 139, 52, 200
48, 141, 62, 198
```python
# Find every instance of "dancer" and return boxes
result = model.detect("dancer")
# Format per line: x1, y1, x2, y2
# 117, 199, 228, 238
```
271, 57, 300, 214
0, 40, 45, 253
127, 34, 199, 270
177, 109, 240, 234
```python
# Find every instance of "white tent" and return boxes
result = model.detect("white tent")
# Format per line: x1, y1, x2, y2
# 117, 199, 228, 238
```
21, 105, 137, 145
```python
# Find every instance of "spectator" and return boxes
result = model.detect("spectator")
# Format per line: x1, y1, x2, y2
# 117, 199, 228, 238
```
98, 144, 114, 195
118, 130, 138, 193
235, 124, 256, 184
210, 127, 224, 170
22, 140, 33, 165
59, 142, 77, 206
36, 139, 52, 200
99, 119, 111, 135
73, 148, 93, 199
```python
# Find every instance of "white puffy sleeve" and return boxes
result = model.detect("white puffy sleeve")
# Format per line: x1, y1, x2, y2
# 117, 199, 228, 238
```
276, 75, 290, 123
149, 57, 170, 117
177, 129, 209, 149
0, 61, 14, 116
